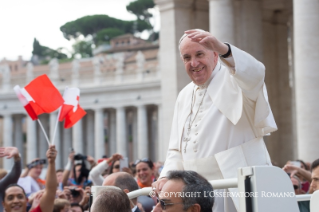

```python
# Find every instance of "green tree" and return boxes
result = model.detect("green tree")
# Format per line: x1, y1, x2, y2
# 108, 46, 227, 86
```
60, 14, 151, 44
95, 28, 125, 45
72, 40, 93, 58
32, 38, 68, 64
126, 0, 155, 21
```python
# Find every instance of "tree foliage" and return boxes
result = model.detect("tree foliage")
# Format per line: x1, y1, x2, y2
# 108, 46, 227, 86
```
95, 28, 125, 45
72, 40, 93, 58
32, 38, 67, 63
60, 14, 151, 44
126, 0, 155, 21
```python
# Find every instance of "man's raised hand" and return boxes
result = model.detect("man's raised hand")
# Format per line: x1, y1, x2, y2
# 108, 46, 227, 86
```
185, 29, 229, 55
0, 147, 20, 160
46, 145, 57, 163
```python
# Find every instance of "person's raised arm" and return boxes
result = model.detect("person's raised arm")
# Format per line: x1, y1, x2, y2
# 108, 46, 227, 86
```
0, 147, 22, 205
62, 151, 74, 187
38, 145, 58, 212
89, 153, 123, 185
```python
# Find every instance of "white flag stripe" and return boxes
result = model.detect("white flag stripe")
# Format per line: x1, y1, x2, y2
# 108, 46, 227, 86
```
21, 87, 35, 103
13, 85, 29, 106
63, 87, 80, 112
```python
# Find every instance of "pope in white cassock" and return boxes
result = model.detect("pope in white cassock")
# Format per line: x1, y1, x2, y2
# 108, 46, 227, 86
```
152, 29, 278, 212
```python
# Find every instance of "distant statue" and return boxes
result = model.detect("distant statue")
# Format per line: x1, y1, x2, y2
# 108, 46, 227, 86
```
135, 51, 145, 71
49, 58, 59, 80
26, 62, 34, 82
115, 54, 124, 73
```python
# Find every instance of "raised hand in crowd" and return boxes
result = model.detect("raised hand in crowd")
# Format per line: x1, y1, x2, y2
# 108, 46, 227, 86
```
89, 153, 124, 186
29, 145, 58, 212
283, 164, 312, 182
0, 146, 20, 160
79, 186, 91, 208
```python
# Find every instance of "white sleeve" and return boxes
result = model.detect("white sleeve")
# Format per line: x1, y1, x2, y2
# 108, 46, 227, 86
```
88, 160, 108, 186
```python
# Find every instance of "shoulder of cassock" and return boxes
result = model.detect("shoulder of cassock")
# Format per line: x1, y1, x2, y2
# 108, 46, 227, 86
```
176, 44, 277, 137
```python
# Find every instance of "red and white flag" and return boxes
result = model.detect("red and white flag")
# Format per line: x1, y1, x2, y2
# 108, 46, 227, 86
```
59, 87, 86, 128
14, 74, 64, 120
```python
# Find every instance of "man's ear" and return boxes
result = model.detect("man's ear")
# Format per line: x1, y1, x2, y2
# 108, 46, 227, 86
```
123, 189, 129, 194
189, 203, 201, 212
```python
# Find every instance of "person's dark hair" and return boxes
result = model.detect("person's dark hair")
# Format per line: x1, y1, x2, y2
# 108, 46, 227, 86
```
3, 184, 27, 201
311, 159, 319, 171
135, 158, 154, 169
114, 173, 139, 192
71, 203, 84, 212
108, 160, 119, 175
296, 159, 308, 170
91, 188, 131, 212
73, 159, 89, 185
167, 170, 214, 212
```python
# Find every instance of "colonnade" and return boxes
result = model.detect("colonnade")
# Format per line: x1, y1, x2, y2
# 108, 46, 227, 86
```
2, 105, 160, 169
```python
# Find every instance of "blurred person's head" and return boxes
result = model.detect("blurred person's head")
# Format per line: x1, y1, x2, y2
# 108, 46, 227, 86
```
310, 159, 319, 192
53, 198, 71, 212
135, 158, 154, 186
103, 172, 139, 207
291, 176, 302, 195
108, 160, 120, 175
91, 187, 131, 212
28, 163, 43, 179
27, 158, 45, 179
70, 203, 83, 212
156, 170, 214, 212
56, 169, 64, 183
0, 169, 7, 180
2, 184, 28, 212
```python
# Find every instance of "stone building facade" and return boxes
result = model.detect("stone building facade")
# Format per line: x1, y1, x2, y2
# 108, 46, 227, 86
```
1, 0, 319, 170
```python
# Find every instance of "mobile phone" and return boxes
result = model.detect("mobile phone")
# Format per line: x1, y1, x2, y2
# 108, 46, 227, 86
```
120, 157, 128, 171
290, 161, 301, 167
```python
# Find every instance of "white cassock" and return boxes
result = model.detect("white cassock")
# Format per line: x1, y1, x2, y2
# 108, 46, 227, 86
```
159, 44, 277, 212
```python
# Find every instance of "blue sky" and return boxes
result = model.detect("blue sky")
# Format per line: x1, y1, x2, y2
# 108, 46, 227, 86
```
0, 0, 159, 61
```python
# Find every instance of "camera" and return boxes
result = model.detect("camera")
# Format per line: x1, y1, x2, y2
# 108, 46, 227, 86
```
74, 154, 87, 160
70, 188, 80, 198
27, 159, 46, 169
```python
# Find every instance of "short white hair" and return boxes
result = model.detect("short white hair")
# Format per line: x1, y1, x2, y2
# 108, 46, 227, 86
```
178, 29, 206, 56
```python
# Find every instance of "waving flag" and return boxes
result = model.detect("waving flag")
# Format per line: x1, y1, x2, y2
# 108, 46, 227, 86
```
14, 74, 64, 120
59, 87, 86, 128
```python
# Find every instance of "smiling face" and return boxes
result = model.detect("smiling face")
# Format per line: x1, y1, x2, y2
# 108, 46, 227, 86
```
180, 36, 218, 85
136, 162, 153, 186
2, 186, 27, 212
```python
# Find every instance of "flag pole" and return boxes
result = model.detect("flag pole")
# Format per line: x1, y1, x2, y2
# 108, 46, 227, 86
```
52, 87, 67, 145
37, 119, 51, 146
52, 106, 62, 145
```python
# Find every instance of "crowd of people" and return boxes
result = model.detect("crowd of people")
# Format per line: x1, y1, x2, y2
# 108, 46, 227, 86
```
0, 144, 318, 212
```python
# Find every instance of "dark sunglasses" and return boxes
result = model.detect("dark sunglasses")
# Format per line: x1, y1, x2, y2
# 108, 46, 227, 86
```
293, 185, 299, 190
135, 158, 151, 165
157, 197, 183, 210
114, 165, 120, 169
